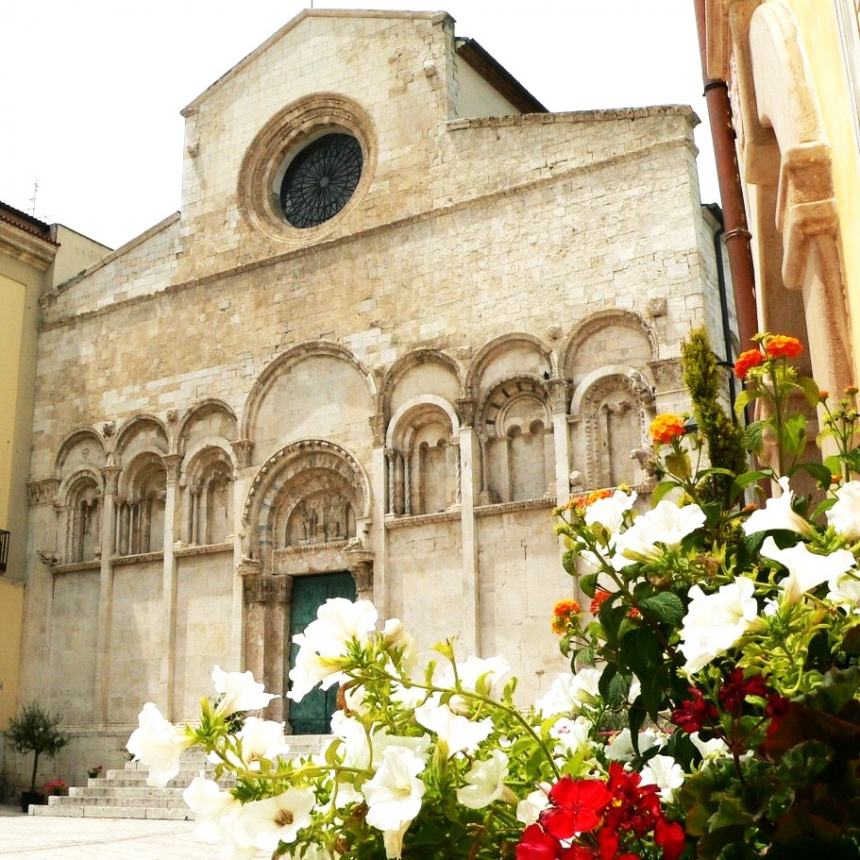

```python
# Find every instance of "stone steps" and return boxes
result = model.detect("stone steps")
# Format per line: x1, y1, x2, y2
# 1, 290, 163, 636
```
30, 735, 329, 820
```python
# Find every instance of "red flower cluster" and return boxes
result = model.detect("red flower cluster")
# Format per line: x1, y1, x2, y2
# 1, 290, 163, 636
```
516, 767, 685, 860
670, 686, 718, 734
718, 669, 770, 716
552, 600, 582, 635
590, 591, 612, 615
764, 335, 803, 359
733, 348, 764, 380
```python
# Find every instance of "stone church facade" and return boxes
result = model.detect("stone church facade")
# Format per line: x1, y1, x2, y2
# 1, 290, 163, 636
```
11, 10, 731, 781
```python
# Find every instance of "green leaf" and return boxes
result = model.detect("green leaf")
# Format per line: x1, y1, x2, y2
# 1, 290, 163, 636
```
744, 420, 767, 453
729, 469, 770, 504
665, 451, 692, 480
619, 628, 664, 684
796, 375, 823, 408
790, 461, 833, 491
734, 388, 758, 419
651, 480, 679, 505
562, 550, 577, 575
579, 573, 598, 598
639, 591, 685, 627
780, 413, 808, 458
824, 454, 842, 476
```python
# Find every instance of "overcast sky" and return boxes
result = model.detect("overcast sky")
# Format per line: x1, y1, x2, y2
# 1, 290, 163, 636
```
1, 1, 718, 249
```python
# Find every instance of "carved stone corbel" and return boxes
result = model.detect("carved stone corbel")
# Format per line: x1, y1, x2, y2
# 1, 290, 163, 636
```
368, 413, 386, 448
231, 439, 254, 469
455, 397, 476, 428
346, 548, 374, 599
27, 478, 60, 507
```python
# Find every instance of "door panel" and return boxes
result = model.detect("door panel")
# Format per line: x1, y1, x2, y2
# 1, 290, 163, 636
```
288, 572, 356, 734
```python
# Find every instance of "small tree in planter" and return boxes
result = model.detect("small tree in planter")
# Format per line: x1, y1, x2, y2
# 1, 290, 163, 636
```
5, 704, 68, 810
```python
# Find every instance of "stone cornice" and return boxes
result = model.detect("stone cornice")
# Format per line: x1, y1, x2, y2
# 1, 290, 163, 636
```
52, 560, 101, 574
384, 510, 461, 529
174, 542, 233, 558
475, 497, 557, 517
111, 550, 164, 566
0, 220, 56, 270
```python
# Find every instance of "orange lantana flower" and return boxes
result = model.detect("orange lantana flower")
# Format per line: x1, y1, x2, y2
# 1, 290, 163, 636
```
551, 599, 581, 634
650, 413, 686, 446
734, 348, 764, 380
764, 335, 803, 359
590, 591, 611, 615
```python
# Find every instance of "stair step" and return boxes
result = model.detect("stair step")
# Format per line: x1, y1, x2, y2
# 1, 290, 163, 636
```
31, 804, 193, 820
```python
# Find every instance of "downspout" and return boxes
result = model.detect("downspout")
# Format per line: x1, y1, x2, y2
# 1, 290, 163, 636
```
705, 203, 738, 417
694, 0, 759, 351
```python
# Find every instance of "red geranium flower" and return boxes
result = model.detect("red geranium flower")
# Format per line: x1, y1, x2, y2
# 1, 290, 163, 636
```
590, 590, 612, 615
734, 348, 764, 380
655, 817, 686, 860
542, 777, 612, 839
718, 669, 770, 715
670, 686, 718, 733
516, 823, 560, 860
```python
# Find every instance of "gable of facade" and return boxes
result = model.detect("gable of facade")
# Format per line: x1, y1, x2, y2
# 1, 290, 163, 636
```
8, 10, 731, 787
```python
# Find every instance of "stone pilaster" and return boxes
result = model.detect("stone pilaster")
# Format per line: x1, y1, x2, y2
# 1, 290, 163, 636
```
457, 425, 480, 655
159, 453, 182, 718
95, 465, 120, 723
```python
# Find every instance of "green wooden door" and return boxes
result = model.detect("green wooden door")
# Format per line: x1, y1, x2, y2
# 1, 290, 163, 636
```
288, 572, 356, 734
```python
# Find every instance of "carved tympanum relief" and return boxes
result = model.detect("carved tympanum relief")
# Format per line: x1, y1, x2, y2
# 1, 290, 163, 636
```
286, 491, 355, 546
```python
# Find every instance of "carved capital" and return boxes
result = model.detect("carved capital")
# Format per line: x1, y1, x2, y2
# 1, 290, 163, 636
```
346, 548, 374, 595
455, 397, 476, 428
547, 377, 571, 414
162, 454, 183, 484
231, 439, 254, 469
27, 478, 59, 506
165, 408, 178, 424
102, 420, 116, 437
101, 465, 121, 495
368, 413, 386, 448
648, 358, 683, 392
243, 573, 289, 605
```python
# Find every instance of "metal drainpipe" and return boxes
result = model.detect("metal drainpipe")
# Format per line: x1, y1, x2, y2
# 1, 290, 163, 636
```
705, 204, 738, 418
694, 0, 759, 350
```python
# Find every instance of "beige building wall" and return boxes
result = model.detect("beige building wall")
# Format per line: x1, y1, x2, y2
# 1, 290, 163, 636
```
9, 10, 729, 787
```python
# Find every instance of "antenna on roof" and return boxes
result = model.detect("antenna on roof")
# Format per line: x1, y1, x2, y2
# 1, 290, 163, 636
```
29, 180, 39, 216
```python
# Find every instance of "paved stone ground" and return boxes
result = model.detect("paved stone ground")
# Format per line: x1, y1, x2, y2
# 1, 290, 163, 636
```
0, 806, 203, 859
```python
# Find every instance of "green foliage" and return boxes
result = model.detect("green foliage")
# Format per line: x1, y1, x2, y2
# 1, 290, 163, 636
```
681, 327, 747, 501
5, 703, 69, 790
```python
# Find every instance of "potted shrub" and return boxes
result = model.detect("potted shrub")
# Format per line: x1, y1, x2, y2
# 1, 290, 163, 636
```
5, 704, 69, 812
86, 764, 103, 780
42, 778, 68, 797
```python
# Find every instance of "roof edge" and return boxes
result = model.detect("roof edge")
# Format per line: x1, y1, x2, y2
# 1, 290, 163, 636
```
182, 8, 452, 115
446, 104, 700, 130
454, 38, 547, 114
47, 211, 180, 296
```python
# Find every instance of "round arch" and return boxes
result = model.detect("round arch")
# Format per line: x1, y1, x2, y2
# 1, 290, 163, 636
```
560, 310, 658, 378
464, 332, 556, 397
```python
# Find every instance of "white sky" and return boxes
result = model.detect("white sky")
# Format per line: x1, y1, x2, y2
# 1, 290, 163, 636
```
1, 1, 719, 249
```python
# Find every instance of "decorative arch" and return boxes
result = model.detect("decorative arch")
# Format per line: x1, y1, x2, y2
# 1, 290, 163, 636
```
570, 367, 656, 490
181, 443, 235, 546
115, 450, 167, 556
476, 374, 553, 505
116, 414, 169, 458
745, 0, 853, 394
60, 470, 103, 563
54, 427, 104, 479
385, 395, 461, 516
464, 333, 556, 398
381, 350, 462, 416
560, 310, 658, 379
240, 341, 378, 442
176, 399, 237, 453
243, 439, 371, 566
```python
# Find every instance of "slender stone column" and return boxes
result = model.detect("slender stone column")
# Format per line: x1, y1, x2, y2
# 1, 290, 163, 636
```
403, 452, 412, 516
458, 427, 480, 655
95, 465, 120, 723
371, 445, 388, 614
159, 454, 182, 718
198, 479, 209, 546
230, 439, 253, 673
385, 448, 395, 515
549, 379, 572, 505
190, 485, 200, 545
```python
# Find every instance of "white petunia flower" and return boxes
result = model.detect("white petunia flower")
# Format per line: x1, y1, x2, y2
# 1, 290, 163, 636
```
237, 788, 315, 853
182, 776, 240, 844
535, 668, 601, 718
515, 788, 551, 825
329, 710, 371, 770
549, 716, 592, 753
827, 568, 860, 607
679, 578, 759, 675
288, 599, 378, 702
212, 666, 277, 717
826, 481, 860, 539
237, 718, 291, 769
760, 537, 855, 604
390, 680, 428, 710
382, 619, 417, 670
743, 476, 814, 537
414, 702, 492, 755
363, 746, 426, 858
604, 727, 665, 762
640, 754, 685, 801
612, 500, 706, 568
126, 702, 193, 788
371, 729, 432, 766
584, 489, 638, 533
456, 750, 514, 809
689, 732, 730, 762
435, 655, 512, 701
